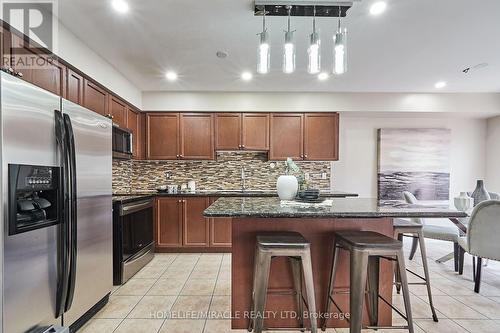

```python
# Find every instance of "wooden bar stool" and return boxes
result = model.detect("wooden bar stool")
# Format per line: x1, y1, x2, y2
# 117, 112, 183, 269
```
248, 232, 317, 333
393, 218, 439, 322
322, 230, 414, 333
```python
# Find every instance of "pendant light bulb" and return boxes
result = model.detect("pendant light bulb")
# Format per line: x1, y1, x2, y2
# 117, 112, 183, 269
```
257, 11, 270, 74
283, 6, 295, 74
308, 7, 321, 74
333, 16, 347, 75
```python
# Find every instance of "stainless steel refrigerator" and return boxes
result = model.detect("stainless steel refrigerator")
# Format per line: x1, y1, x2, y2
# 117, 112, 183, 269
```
1, 72, 113, 333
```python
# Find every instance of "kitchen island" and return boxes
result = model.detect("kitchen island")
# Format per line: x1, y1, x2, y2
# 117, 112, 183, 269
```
204, 197, 467, 329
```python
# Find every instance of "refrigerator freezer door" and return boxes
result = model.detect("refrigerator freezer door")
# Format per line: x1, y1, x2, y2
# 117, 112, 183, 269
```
61, 99, 113, 326
1, 73, 62, 332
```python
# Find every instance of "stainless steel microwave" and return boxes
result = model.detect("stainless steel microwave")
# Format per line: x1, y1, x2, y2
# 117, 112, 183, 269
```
112, 126, 133, 159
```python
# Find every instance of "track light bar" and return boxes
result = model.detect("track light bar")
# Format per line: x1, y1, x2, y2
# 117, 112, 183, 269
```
254, 0, 358, 17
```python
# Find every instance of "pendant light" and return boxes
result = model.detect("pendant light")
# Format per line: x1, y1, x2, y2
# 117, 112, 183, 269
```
333, 8, 347, 75
307, 6, 321, 74
257, 9, 270, 74
283, 5, 295, 74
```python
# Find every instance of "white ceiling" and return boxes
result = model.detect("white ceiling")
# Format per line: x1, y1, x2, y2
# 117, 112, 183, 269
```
59, 0, 500, 93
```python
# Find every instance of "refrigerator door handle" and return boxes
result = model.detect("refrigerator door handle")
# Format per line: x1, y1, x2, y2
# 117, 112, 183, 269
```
54, 110, 71, 318
63, 113, 78, 312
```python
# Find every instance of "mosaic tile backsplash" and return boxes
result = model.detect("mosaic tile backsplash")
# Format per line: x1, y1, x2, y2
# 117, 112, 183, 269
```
113, 152, 332, 194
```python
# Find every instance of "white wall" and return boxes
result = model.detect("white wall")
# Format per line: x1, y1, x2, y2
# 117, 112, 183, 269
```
486, 116, 500, 193
333, 115, 488, 198
57, 24, 142, 108
142, 91, 500, 117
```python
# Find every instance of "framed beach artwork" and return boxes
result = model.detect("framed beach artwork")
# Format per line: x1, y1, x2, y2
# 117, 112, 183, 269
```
377, 128, 451, 204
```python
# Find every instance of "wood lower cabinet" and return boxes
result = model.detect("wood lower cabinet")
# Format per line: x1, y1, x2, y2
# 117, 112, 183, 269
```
83, 79, 108, 116
146, 113, 179, 159
108, 95, 128, 128
66, 68, 84, 105
155, 196, 231, 251
304, 113, 339, 160
180, 113, 214, 159
269, 113, 304, 160
183, 197, 210, 247
209, 197, 232, 247
156, 197, 183, 247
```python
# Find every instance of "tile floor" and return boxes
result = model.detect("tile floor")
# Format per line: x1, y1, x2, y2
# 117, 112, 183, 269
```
81, 239, 500, 333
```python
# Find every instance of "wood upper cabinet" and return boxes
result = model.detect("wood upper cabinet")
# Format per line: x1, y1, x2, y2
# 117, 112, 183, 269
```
8, 34, 66, 97
180, 113, 214, 160
155, 198, 183, 247
66, 68, 84, 105
83, 79, 108, 115
242, 113, 269, 150
304, 113, 339, 161
108, 95, 128, 128
269, 113, 339, 161
215, 113, 241, 150
127, 109, 145, 159
183, 197, 210, 247
269, 113, 304, 160
209, 197, 232, 247
146, 113, 179, 160
215, 113, 269, 151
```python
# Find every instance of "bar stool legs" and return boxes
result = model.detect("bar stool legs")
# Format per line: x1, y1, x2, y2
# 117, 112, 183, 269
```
249, 232, 317, 333
394, 227, 439, 322
349, 249, 369, 333
322, 231, 415, 333
251, 250, 272, 333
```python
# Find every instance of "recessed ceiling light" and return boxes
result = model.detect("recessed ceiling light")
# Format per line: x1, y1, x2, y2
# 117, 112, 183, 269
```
112, 0, 129, 14
434, 81, 447, 89
241, 72, 253, 81
370, 1, 387, 15
165, 71, 178, 81
318, 72, 329, 81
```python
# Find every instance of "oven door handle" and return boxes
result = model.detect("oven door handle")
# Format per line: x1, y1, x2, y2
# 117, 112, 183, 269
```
120, 200, 153, 216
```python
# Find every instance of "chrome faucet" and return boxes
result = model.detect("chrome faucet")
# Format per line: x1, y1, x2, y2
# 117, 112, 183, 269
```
241, 167, 246, 191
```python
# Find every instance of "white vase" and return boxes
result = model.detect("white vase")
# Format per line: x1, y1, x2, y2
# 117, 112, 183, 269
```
277, 175, 298, 200
454, 192, 474, 212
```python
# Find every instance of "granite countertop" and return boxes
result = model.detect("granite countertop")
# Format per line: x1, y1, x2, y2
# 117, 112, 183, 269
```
203, 197, 468, 219
113, 190, 359, 198
112, 194, 154, 204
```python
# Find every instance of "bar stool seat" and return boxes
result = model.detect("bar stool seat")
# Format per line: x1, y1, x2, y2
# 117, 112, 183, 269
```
249, 232, 317, 333
257, 232, 309, 248
322, 230, 415, 333
335, 230, 402, 249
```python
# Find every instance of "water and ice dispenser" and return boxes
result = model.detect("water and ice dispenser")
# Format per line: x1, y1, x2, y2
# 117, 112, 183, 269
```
8, 164, 61, 235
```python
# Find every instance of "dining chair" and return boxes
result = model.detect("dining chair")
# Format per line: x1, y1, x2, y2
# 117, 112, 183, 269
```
403, 192, 461, 271
457, 200, 500, 293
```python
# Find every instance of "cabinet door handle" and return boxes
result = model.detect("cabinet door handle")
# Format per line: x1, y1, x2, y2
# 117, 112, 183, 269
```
304, 154, 308, 158
241, 145, 245, 148
178, 200, 181, 203
176, 154, 179, 158
180, 155, 184, 158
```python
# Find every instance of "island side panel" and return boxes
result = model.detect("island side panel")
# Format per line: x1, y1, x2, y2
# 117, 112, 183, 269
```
231, 217, 394, 329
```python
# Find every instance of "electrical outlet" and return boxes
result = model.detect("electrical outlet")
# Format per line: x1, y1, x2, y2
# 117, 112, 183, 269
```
321, 173, 327, 180
304, 173, 310, 180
